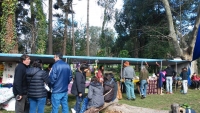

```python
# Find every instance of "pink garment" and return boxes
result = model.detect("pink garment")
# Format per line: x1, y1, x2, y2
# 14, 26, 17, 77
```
162, 71, 166, 82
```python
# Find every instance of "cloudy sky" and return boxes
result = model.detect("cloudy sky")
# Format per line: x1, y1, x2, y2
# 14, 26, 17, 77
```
45, 0, 123, 27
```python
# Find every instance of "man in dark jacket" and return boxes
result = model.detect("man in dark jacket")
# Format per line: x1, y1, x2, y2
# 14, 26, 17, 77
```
165, 65, 176, 94
49, 53, 72, 113
13, 54, 31, 113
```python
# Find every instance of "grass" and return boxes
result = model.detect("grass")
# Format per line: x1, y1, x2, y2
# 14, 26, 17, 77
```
0, 88, 200, 113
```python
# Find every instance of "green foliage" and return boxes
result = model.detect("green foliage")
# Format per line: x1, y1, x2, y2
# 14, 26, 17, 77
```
33, 0, 48, 54
119, 50, 130, 58
0, 0, 17, 53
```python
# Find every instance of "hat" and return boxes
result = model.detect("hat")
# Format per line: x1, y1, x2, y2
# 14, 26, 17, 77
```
124, 61, 129, 67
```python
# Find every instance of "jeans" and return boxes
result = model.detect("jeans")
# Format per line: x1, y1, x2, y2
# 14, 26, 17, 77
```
29, 97, 46, 113
140, 80, 148, 97
124, 79, 136, 99
182, 80, 188, 93
51, 93, 69, 113
166, 77, 173, 93
74, 96, 83, 113
15, 95, 29, 113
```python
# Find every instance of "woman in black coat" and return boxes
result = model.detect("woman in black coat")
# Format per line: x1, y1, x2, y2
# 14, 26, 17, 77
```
71, 63, 89, 113
26, 59, 49, 113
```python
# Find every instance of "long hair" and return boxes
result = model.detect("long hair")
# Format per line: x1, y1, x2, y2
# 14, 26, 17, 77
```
99, 65, 104, 73
91, 76, 98, 83
140, 66, 148, 74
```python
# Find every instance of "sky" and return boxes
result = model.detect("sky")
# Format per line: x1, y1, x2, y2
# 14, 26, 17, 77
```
47, 0, 123, 27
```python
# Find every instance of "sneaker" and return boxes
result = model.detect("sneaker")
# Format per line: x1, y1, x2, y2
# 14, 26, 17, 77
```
71, 108, 76, 113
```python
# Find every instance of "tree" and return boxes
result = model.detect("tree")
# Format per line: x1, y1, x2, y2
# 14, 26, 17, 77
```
161, 0, 200, 72
0, 0, 18, 53
48, 0, 53, 54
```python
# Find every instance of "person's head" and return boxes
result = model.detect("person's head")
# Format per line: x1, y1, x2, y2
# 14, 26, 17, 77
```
53, 53, 63, 62
124, 61, 129, 67
106, 73, 112, 81
91, 76, 98, 83
193, 73, 197, 76
48, 63, 53, 70
20, 54, 31, 66
80, 63, 89, 72
99, 65, 104, 71
32, 59, 43, 68
167, 65, 171, 68
183, 67, 187, 71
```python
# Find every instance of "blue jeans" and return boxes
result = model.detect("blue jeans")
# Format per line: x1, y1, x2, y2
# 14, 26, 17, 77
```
166, 77, 173, 93
51, 93, 69, 113
140, 80, 148, 97
29, 97, 46, 113
124, 79, 136, 99
74, 96, 83, 113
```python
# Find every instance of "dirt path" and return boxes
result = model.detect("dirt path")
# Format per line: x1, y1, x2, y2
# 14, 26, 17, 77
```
104, 103, 170, 113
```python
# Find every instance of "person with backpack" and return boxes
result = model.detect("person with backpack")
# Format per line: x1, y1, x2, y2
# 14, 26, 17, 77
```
103, 73, 115, 102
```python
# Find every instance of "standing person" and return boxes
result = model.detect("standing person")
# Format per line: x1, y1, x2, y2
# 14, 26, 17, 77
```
49, 53, 72, 113
44, 63, 53, 106
157, 70, 166, 95
13, 54, 31, 113
180, 67, 188, 94
26, 59, 49, 113
96, 65, 104, 83
139, 66, 149, 99
71, 63, 89, 113
122, 61, 136, 100
165, 65, 176, 94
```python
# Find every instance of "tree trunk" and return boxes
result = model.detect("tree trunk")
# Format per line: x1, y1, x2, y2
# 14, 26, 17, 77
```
63, 11, 68, 55
86, 0, 90, 56
48, 0, 53, 54
161, 0, 200, 73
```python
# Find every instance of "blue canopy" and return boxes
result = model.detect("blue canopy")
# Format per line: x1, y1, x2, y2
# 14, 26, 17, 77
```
192, 25, 200, 61
0, 53, 190, 66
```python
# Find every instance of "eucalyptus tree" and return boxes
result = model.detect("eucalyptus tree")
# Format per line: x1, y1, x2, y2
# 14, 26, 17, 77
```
95, 0, 116, 57
161, 0, 200, 72
54, 0, 74, 55
89, 26, 101, 56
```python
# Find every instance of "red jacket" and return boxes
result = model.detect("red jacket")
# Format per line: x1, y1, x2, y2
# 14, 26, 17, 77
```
191, 75, 200, 81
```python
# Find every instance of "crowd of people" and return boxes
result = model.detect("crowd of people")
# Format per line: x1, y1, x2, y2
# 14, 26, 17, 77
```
12, 54, 199, 113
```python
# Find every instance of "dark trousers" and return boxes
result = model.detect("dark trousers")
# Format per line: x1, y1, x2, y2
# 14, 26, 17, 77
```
192, 81, 200, 88
15, 95, 29, 113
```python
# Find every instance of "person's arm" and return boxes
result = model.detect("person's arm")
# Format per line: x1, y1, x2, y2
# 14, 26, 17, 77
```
43, 71, 49, 84
87, 85, 93, 99
68, 67, 72, 84
49, 66, 57, 86
15, 67, 24, 96
75, 73, 83, 96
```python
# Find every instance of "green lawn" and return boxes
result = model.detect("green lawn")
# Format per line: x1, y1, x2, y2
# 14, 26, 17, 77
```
1, 88, 200, 113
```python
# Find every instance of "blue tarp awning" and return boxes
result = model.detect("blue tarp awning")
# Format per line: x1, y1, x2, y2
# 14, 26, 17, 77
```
192, 25, 200, 61
0, 53, 190, 66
